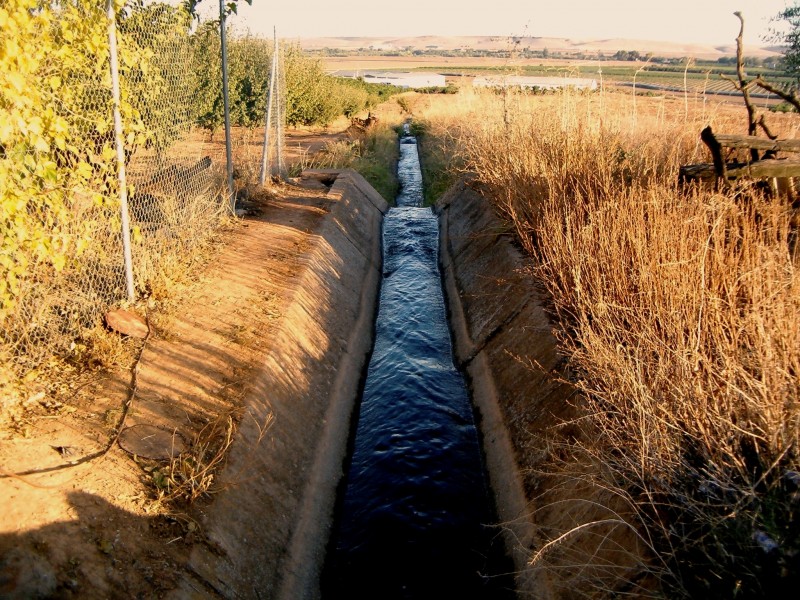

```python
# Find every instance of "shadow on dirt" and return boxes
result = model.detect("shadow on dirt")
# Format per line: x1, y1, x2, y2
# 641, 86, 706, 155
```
0, 491, 205, 599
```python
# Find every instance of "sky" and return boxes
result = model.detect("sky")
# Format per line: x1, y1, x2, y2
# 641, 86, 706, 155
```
197, 0, 792, 47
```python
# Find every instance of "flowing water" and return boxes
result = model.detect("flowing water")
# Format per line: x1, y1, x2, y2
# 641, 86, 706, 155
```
322, 125, 513, 600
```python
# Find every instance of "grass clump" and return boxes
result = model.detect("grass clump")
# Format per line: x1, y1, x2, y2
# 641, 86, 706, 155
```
294, 118, 402, 203
145, 414, 237, 511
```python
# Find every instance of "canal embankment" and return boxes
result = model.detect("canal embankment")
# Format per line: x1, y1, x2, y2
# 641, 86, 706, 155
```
322, 128, 514, 600
175, 168, 586, 600
171, 169, 387, 599
437, 178, 577, 598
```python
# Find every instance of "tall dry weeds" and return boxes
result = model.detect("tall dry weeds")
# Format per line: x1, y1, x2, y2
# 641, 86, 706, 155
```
420, 88, 800, 597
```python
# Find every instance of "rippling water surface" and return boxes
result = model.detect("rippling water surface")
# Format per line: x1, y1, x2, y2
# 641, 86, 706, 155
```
322, 128, 513, 600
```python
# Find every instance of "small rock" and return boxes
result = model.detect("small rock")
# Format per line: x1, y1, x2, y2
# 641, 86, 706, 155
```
118, 425, 187, 460
105, 309, 148, 339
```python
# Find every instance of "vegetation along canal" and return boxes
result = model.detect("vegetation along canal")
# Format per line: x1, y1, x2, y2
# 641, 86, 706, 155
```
322, 125, 514, 599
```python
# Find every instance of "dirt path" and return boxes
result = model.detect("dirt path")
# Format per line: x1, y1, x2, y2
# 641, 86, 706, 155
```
0, 175, 345, 598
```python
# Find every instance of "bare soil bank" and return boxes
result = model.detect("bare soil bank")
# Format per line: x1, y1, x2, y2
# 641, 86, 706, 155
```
3, 168, 644, 599
0, 169, 386, 600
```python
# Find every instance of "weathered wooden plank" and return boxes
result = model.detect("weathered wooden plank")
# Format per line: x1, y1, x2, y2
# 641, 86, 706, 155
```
679, 161, 800, 182
726, 159, 800, 179
713, 134, 800, 153
679, 163, 717, 182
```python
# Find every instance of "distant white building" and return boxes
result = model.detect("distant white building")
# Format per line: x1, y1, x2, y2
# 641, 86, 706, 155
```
473, 75, 598, 91
334, 70, 447, 89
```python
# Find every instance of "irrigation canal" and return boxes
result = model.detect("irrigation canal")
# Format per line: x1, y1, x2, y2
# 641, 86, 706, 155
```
322, 125, 514, 599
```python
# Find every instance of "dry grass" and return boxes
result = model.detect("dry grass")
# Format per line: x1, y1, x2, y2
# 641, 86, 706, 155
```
291, 117, 403, 202
417, 87, 800, 597
146, 414, 237, 510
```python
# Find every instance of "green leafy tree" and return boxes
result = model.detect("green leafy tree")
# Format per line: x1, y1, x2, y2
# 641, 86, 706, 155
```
229, 36, 271, 127
117, 1, 195, 155
191, 21, 225, 136
283, 45, 342, 127
1, 0, 194, 338
1, 0, 137, 326
771, 4, 800, 79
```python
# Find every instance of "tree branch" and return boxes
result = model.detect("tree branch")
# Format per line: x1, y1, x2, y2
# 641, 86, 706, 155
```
734, 11, 760, 160
183, 0, 252, 18
755, 76, 800, 113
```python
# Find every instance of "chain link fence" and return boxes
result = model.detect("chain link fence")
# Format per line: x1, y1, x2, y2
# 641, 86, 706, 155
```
0, 0, 287, 383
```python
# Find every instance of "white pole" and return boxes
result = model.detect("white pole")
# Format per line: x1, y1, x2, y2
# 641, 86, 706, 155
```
219, 0, 235, 212
276, 43, 285, 178
106, 0, 135, 302
259, 27, 278, 185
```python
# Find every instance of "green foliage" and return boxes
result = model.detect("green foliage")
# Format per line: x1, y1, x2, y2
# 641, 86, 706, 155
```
413, 121, 459, 206
283, 45, 342, 127
2, 0, 394, 365
292, 124, 399, 202
229, 36, 271, 127
415, 84, 459, 95
282, 47, 402, 127
355, 126, 400, 202
189, 26, 271, 133
189, 38, 400, 132
189, 25, 273, 134
770, 101, 798, 113
1, 0, 199, 354
337, 77, 400, 105
190, 22, 224, 135
1, 0, 129, 327
118, 1, 195, 153
772, 4, 800, 80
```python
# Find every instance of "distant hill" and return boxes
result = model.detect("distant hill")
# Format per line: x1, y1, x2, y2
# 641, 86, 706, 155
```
296, 35, 781, 60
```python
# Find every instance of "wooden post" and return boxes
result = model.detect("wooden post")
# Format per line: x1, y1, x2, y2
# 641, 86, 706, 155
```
700, 126, 727, 186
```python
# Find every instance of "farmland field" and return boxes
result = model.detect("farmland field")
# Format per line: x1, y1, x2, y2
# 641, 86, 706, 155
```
322, 53, 788, 105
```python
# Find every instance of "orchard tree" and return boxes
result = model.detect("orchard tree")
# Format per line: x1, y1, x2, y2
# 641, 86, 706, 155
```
771, 3, 800, 78
754, 6, 800, 110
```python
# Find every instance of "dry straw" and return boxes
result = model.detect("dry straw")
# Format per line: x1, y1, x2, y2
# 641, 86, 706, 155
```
416, 86, 799, 597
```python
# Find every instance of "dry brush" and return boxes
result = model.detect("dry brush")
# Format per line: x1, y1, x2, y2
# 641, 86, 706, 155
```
416, 86, 800, 597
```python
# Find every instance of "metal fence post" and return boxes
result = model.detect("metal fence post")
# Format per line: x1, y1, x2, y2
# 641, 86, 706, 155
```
106, 0, 135, 303
219, 0, 235, 213
276, 43, 285, 179
259, 27, 278, 186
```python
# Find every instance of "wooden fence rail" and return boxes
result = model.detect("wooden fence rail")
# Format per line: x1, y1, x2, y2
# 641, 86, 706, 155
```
679, 126, 800, 189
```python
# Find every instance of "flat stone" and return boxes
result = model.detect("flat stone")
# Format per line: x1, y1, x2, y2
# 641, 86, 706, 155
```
118, 424, 187, 460
105, 308, 148, 339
